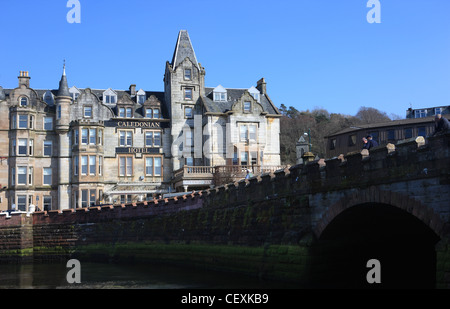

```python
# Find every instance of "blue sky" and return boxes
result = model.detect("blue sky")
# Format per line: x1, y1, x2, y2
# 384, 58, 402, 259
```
1, 0, 449, 118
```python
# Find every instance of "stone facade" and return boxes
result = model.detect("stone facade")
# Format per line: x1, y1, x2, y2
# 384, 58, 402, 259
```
0, 30, 281, 211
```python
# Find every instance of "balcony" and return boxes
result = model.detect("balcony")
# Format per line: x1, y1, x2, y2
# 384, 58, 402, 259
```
172, 165, 288, 192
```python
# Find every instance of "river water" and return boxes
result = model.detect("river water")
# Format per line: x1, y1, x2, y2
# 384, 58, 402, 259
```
0, 262, 298, 289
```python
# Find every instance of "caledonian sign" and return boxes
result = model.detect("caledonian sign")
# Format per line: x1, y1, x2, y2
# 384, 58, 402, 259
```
105, 120, 169, 129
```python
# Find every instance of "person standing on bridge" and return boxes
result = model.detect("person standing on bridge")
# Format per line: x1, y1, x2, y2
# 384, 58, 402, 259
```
366, 135, 379, 150
431, 114, 450, 136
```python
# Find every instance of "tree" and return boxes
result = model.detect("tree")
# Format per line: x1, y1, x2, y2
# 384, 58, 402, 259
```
355, 106, 391, 124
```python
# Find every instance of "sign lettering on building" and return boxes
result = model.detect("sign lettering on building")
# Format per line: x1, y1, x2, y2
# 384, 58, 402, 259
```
116, 147, 161, 154
104, 120, 169, 129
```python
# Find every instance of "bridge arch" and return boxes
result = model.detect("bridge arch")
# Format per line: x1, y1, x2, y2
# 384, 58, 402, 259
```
314, 187, 446, 239
310, 187, 443, 289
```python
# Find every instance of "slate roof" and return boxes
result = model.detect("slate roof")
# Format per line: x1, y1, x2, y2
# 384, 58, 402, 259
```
202, 87, 279, 115
171, 30, 199, 70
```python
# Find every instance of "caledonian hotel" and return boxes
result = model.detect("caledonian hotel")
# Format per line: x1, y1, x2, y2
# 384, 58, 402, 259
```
0, 30, 282, 212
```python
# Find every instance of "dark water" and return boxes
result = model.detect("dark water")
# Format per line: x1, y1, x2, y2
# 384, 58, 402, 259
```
0, 262, 298, 289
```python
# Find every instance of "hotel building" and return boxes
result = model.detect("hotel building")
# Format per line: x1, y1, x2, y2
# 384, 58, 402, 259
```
0, 30, 282, 211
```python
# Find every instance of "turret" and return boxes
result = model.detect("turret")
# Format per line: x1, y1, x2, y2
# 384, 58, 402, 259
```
55, 63, 72, 132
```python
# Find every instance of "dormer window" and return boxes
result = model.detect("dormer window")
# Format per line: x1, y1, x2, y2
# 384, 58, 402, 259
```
137, 89, 146, 104
105, 95, 116, 104
184, 69, 192, 80
213, 85, 227, 102
43, 91, 54, 105
248, 86, 260, 103
69, 86, 81, 101
103, 88, 117, 104
20, 97, 28, 107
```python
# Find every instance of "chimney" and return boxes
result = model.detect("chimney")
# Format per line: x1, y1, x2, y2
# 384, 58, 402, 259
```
18, 71, 31, 88
256, 78, 266, 95
129, 84, 136, 96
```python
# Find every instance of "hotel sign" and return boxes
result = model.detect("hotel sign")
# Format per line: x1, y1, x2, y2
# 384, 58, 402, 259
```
105, 120, 169, 129
116, 147, 160, 154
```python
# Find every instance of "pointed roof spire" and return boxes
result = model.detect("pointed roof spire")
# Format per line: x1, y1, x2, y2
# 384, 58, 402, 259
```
57, 60, 70, 97
171, 30, 199, 70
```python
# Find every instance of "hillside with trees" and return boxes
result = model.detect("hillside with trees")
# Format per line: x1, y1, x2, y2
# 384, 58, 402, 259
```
279, 105, 396, 165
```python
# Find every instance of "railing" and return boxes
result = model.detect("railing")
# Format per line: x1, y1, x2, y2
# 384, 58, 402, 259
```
173, 165, 289, 187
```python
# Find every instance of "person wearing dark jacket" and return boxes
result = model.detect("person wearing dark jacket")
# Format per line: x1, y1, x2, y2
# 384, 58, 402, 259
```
366, 135, 378, 149
432, 114, 450, 136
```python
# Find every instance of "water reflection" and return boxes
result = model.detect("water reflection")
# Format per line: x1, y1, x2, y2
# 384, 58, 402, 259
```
0, 262, 297, 289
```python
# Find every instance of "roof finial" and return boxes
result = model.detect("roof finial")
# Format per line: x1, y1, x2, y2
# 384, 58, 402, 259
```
63, 59, 66, 76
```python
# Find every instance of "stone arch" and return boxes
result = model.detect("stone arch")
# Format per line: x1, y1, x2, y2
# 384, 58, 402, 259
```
314, 186, 445, 239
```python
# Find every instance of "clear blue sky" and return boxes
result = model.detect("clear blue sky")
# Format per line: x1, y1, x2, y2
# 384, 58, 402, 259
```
1, 0, 449, 118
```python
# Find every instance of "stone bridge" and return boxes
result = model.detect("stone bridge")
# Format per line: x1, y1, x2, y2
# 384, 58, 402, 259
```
0, 133, 449, 289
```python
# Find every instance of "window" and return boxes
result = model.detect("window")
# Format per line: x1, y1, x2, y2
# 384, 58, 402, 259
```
184, 88, 193, 100
415, 110, 426, 118
145, 132, 153, 147
404, 128, 413, 139
90, 190, 96, 206
89, 156, 96, 175
11, 140, 16, 156
99, 156, 103, 175
330, 139, 336, 150
18, 167, 27, 185
18, 139, 27, 155
184, 107, 193, 119
119, 131, 133, 146
240, 126, 248, 142
153, 109, 160, 119
387, 130, 395, 141
29, 115, 34, 129
81, 156, 88, 175
126, 108, 132, 118
81, 128, 88, 144
119, 156, 133, 176
43, 196, 52, 211
98, 129, 103, 145
251, 151, 258, 165
89, 128, 97, 145
19, 115, 28, 129
105, 95, 116, 104
28, 167, 33, 185
81, 190, 88, 208
44, 141, 52, 156
127, 195, 132, 203
43, 168, 52, 185
73, 129, 79, 145
244, 102, 251, 113
435, 108, 442, 115
146, 108, 153, 118
240, 152, 249, 166
84, 106, 92, 118
44, 117, 53, 130
348, 134, 356, 146
153, 132, 161, 147
214, 92, 226, 102
249, 125, 257, 141
29, 140, 33, 156
20, 97, 28, 107
138, 95, 146, 104
17, 195, 27, 211
57, 105, 61, 120
120, 195, 125, 204
184, 69, 191, 80
145, 157, 162, 176
119, 107, 125, 118
418, 127, 426, 137
74, 156, 79, 175
185, 157, 193, 167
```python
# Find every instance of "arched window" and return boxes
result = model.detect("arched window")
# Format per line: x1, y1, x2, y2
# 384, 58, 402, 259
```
20, 97, 28, 107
